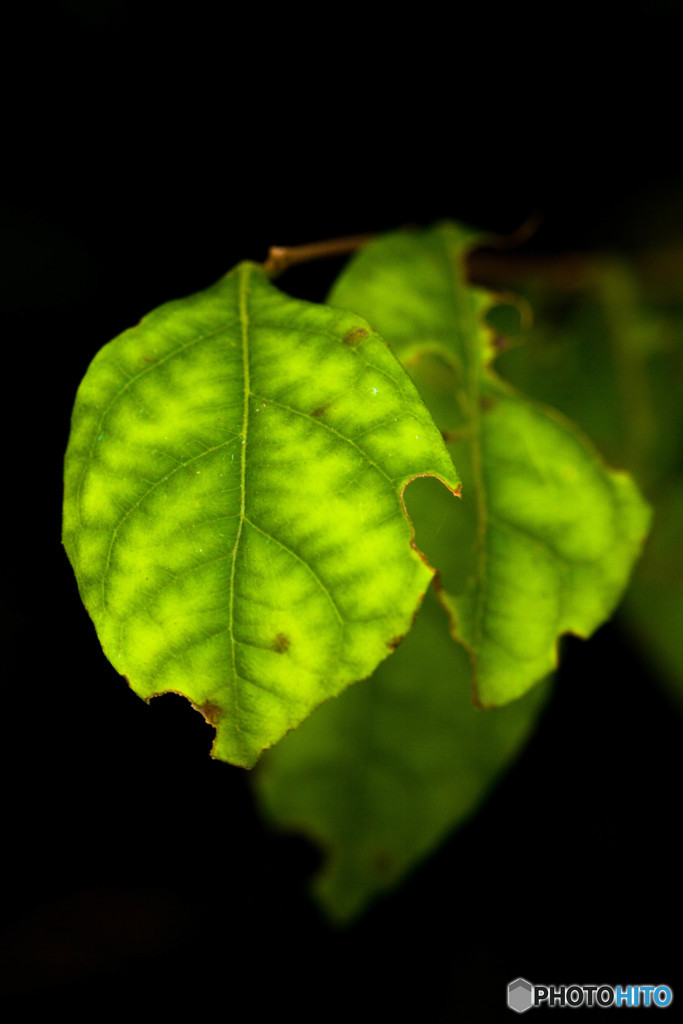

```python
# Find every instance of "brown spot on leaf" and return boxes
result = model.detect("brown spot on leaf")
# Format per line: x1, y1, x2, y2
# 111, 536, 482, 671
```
273, 633, 290, 653
480, 395, 497, 412
198, 701, 221, 725
387, 635, 405, 650
493, 335, 510, 350
311, 404, 328, 417
343, 326, 368, 346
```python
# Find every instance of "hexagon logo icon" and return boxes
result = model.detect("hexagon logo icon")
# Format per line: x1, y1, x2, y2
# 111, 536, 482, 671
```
508, 978, 533, 1013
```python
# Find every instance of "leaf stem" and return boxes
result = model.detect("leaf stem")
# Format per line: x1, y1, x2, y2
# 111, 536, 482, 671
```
264, 233, 374, 276
264, 230, 598, 293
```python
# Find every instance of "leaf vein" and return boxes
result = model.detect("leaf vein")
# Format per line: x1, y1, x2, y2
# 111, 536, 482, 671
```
250, 392, 394, 485
99, 435, 241, 606
244, 516, 346, 630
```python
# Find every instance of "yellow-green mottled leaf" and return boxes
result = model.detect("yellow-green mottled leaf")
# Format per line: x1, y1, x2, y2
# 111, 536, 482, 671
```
63, 262, 459, 767
329, 224, 651, 707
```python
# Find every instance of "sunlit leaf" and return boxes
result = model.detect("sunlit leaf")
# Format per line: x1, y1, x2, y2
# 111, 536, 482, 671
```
329, 224, 651, 706
63, 262, 459, 767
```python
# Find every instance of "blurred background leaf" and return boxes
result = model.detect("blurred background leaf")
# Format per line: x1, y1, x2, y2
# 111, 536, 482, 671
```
255, 586, 550, 922
495, 251, 683, 707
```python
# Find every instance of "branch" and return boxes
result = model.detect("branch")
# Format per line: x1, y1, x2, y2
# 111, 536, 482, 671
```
263, 225, 679, 297
264, 233, 374, 276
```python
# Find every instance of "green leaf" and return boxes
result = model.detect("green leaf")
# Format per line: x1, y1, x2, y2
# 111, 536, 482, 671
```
329, 224, 651, 707
624, 482, 683, 701
63, 262, 459, 767
254, 529, 550, 923
494, 263, 675, 491
496, 267, 683, 704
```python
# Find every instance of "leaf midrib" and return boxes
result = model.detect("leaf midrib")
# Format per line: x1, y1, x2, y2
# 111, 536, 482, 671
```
226, 263, 252, 759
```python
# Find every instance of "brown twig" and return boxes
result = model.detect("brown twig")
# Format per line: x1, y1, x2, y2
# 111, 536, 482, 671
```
263, 224, 676, 297
264, 233, 374, 276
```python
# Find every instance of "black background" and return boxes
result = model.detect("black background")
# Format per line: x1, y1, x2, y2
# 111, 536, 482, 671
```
2, 2, 682, 1018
